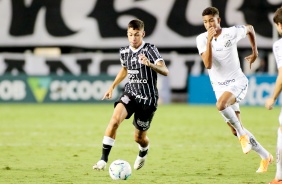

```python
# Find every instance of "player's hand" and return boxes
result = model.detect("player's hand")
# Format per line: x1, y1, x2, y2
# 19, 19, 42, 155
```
207, 27, 216, 42
102, 89, 112, 100
138, 54, 151, 67
244, 52, 258, 69
265, 98, 275, 110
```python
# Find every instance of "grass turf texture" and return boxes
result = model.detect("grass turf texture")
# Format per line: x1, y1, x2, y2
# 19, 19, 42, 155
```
0, 104, 279, 184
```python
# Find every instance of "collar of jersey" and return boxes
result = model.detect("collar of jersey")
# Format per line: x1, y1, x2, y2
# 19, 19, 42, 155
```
130, 41, 145, 53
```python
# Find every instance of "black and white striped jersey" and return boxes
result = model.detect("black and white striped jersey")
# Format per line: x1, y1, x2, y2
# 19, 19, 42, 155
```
119, 41, 164, 106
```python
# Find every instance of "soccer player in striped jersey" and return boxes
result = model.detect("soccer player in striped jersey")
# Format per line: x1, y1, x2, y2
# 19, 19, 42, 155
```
196, 7, 272, 173
93, 19, 169, 171
265, 6, 282, 184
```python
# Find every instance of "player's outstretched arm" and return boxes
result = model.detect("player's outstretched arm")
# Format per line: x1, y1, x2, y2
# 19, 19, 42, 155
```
102, 67, 127, 100
245, 24, 259, 69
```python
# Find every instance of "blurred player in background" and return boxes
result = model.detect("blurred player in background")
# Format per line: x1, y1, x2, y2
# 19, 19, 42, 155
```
265, 6, 282, 184
93, 19, 169, 171
196, 7, 272, 173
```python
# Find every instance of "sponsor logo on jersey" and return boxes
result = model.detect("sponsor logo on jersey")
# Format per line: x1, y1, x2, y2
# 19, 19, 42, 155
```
128, 70, 139, 74
218, 79, 235, 86
129, 78, 148, 84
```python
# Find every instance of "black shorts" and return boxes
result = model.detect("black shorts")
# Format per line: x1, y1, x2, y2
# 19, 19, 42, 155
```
114, 93, 157, 131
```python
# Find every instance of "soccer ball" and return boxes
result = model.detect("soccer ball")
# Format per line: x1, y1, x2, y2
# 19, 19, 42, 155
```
109, 159, 132, 180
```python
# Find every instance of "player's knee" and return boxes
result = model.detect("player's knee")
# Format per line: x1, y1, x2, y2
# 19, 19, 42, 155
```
134, 135, 142, 143
109, 117, 121, 130
216, 100, 227, 111
134, 134, 146, 145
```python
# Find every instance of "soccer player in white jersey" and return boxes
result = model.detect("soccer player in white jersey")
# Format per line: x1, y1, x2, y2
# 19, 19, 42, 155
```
196, 7, 273, 173
265, 6, 282, 184
93, 19, 169, 171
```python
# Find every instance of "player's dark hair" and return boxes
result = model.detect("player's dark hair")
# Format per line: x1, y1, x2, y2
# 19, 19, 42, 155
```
202, 7, 219, 16
128, 19, 144, 30
273, 6, 282, 24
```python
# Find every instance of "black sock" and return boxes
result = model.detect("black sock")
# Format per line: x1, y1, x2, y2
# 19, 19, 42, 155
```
138, 149, 148, 157
101, 144, 112, 162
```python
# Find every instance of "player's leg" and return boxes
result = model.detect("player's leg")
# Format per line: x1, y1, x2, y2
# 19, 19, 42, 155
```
269, 126, 282, 183
272, 111, 282, 182
133, 104, 156, 170
133, 129, 149, 170
93, 102, 128, 170
227, 122, 237, 136
217, 91, 252, 153
234, 110, 273, 173
216, 79, 254, 154
217, 91, 247, 137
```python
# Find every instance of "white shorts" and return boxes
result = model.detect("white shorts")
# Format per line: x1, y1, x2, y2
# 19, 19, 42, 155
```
214, 77, 248, 112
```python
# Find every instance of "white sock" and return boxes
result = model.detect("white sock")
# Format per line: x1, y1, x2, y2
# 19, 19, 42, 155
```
220, 107, 245, 137
103, 136, 115, 146
138, 144, 149, 151
244, 128, 269, 159
276, 128, 282, 180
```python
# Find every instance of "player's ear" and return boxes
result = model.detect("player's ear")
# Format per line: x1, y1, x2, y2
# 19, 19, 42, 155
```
279, 22, 282, 29
217, 17, 221, 24
142, 31, 145, 37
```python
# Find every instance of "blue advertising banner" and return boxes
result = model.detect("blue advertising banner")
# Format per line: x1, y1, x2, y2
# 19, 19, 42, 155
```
188, 75, 279, 106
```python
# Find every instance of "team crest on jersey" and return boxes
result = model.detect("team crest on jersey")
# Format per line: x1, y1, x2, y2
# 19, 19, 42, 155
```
131, 57, 137, 62
121, 95, 130, 104
224, 40, 232, 47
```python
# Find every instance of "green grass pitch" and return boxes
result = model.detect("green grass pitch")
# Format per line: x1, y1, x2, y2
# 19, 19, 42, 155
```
0, 103, 279, 184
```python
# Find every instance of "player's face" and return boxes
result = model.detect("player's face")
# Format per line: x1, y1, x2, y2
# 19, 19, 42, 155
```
127, 28, 144, 50
202, 15, 221, 31
275, 22, 282, 36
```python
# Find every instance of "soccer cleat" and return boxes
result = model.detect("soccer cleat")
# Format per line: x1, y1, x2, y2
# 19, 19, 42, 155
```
239, 134, 252, 154
268, 179, 282, 184
93, 160, 107, 170
134, 155, 147, 170
256, 154, 273, 173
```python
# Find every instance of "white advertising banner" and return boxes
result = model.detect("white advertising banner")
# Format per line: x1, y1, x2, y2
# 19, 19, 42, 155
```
0, 0, 281, 48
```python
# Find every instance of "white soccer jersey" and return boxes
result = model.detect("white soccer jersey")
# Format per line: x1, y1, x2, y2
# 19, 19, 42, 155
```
273, 38, 282, 69
196, 25, 247, 91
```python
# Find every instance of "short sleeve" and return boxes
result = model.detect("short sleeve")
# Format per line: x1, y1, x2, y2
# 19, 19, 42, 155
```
147, 44, 163, 64
119, 47, 127, 67
196, 33, 207, 55
234, 25, 247, 42
273, 40, 282, 68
